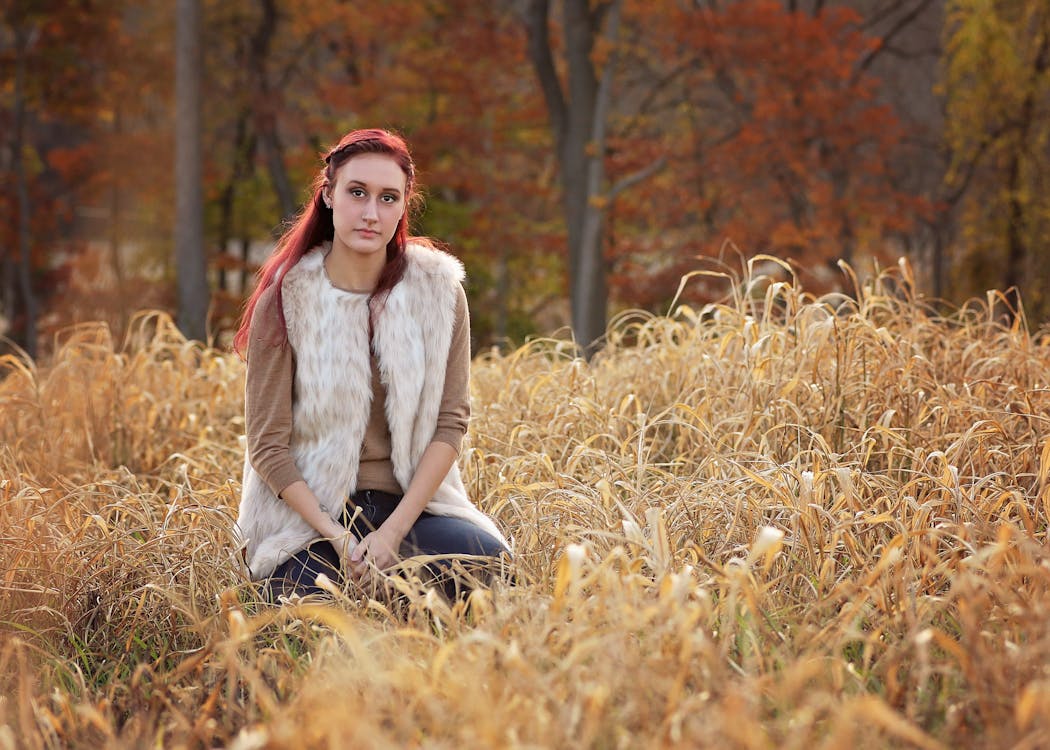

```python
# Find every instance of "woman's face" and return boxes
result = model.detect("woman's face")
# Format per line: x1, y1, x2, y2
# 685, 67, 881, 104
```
326, 153, 407, 261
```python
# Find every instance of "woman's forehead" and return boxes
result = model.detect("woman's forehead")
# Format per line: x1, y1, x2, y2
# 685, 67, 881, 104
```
335, 153, 406, 190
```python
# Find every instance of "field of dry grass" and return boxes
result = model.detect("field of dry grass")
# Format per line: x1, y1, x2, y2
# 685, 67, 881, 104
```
2, 260, 1050, 749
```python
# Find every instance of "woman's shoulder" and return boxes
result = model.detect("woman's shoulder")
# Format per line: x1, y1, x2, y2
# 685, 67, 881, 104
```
249, 243, 325, 337
249, 282, 283, 338
404, 240, 465, 285
282, 244, 327, 289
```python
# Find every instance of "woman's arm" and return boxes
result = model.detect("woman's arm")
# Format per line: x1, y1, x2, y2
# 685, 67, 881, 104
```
280, 480, 355, 555
244, 287, 305, 495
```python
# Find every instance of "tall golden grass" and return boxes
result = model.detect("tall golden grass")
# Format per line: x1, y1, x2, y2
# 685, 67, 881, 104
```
2, 260, 1050, 748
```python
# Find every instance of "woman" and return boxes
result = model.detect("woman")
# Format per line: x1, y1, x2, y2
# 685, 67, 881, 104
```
233, 128, 509, 600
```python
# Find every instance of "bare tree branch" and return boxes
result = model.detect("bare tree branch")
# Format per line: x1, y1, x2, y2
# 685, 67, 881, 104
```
860, 0, 911, 31
523, 0, 566, 143
608, 156, 668, 200
591, 0, 614, 29
855, 0, 935, 78
628, 55, 703, 126
942, 128, 1001, 206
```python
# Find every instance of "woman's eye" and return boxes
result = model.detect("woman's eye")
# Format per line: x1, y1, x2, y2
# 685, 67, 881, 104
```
381, 194, 398, 203
350, 188, 366, 197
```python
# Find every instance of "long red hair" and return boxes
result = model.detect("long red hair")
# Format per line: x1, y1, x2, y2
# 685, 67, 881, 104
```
233, 128, 420, 357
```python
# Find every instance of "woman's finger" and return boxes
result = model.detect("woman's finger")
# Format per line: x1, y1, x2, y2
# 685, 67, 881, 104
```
349, 555, 370, 582
349, 536, 370, 565
353, 562, 372, 587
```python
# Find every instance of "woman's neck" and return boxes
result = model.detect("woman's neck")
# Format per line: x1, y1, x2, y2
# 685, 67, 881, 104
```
324, 244, 385, 293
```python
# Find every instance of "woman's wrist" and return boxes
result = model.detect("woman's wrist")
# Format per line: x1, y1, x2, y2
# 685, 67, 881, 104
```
322, 520, 350, 541
326, 524, 357, 557
379, 512, 411, 544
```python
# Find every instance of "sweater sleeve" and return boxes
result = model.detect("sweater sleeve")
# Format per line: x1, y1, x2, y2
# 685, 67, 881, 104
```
430, 283, 471, 454
244, 285, 305, 496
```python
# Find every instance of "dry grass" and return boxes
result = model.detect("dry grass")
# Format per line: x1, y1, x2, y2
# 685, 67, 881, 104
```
2, 260, 1050, 749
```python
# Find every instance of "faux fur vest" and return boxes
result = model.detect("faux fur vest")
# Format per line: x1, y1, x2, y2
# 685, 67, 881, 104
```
237, 243, 507, 580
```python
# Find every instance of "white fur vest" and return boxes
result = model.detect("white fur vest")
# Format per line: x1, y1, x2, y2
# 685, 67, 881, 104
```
236, 242, 507, 580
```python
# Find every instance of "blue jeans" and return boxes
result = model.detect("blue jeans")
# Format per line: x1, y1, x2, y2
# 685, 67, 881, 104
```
267, 489, 509, 600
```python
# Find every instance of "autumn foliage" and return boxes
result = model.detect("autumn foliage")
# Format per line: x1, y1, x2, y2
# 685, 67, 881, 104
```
607, 0, 929, 307
2, 0, 961, 353
943, 0, 1050, 316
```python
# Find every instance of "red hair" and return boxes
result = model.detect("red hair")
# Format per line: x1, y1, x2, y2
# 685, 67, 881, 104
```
233, 128, 420, 357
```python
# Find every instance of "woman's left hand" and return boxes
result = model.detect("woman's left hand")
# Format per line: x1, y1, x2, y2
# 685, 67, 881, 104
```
348, 526, 403, 581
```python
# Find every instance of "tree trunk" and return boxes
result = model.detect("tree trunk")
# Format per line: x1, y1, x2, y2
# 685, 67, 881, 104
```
572, 0, 622, 353
931, 223, 945, 300
1002, 26, 1047, 317
1, 252, 13, 341
175, 0, 209, 341
216, 111, 254, 292
1003, 151, 1024, 302
559, 0, 598, 282
259, 127, 295, 221
251, 0, 296, 221
239, 236, 252, 294
110, 105, 127, 331
525, 0, 622, 355
494, 243, 509, 345
480, 121, 509, 346
12, 25, 38, 360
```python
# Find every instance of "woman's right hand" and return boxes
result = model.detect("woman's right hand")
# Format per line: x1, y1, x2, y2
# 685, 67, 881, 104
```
327, 526, 358, 567
277, 482, 359, 566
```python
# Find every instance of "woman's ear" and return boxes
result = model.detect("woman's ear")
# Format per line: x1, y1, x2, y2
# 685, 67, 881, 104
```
321, 185, 332, 209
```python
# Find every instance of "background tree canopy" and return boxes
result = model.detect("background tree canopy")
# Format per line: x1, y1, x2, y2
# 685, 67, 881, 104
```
1, 0, 1046, 356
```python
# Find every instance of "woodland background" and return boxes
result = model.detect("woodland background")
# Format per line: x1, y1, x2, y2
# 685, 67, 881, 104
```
1, 0, 1048, 359
5, 4, 1050, 746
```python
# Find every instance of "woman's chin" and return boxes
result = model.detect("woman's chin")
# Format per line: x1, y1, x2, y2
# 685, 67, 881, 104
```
335, 239, 387, 257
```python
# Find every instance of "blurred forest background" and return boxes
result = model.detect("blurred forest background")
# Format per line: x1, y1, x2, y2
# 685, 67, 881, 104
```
1, 0, 1047, 359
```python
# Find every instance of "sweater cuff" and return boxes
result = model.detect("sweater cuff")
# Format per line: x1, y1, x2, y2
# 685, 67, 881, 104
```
430, 428, 464, 455
264, 461, 306, 499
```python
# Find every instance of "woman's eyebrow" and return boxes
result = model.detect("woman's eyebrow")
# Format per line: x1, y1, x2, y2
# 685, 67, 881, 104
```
345, 179, 402, 195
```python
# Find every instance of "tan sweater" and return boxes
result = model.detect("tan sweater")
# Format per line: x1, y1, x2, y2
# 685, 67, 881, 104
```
244, 280, 471, 498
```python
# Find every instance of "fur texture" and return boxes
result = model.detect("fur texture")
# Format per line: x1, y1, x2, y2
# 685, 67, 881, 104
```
236, 243, 508, 580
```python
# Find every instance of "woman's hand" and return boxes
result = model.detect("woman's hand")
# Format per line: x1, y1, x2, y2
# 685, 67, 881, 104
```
348, 525, 403, 581
327, 526, 358, 568
350, 442, 456, 581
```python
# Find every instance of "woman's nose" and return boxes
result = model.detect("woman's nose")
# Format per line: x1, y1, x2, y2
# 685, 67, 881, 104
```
363, 198, 378, 221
